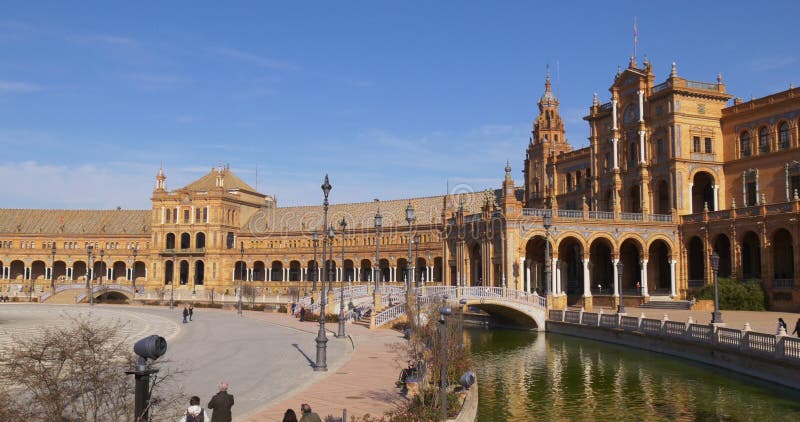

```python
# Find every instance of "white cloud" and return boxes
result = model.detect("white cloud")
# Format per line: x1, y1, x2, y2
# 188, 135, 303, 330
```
0, 80, 41, 93
749, 56, 797, 72
212, 47, 297, 70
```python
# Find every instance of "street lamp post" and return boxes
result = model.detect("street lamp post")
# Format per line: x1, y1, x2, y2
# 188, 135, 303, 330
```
170, 251, 176, 309
374, 210, 382, 308
50, 243, 56, 291
238, 242, 244, 316
315, 175, 332, 372
616, 260, 625, 314
338, 218, 347, 337
327, 226, 335, 295
87, 244, 94, 306
312, 231, 319, 293
413, 235, 420, 288
439, 297, 452, 422
711, 252, 723, 324
132, 245, 138, 294
543, 213, 552, 296
405, 203, 416, 298
100, 249, 105, 287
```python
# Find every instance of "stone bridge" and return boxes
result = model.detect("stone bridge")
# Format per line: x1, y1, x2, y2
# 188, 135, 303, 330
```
42, 283, 134, 303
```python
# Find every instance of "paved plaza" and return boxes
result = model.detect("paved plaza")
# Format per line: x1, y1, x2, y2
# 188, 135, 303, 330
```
0, 303, 405, 421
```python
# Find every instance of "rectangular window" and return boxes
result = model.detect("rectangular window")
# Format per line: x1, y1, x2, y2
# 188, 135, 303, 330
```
790, 175, 800, 199
172, 209, 177, 222
656, 139, 664, 161
746, 182, 757, 206
183, 210, 189, 223
195, 208, 201, 222
166, 211, 171, 223
704, 137, 712, 153
605, 152, 611, 171
203, 207, 208, 223
693, 136, 701, 153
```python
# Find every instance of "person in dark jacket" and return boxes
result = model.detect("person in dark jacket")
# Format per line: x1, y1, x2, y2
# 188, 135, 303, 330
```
207, 381, 234, 422
299, 403, 322, 422
183, 306, 189, 323
189, 304, 194, 321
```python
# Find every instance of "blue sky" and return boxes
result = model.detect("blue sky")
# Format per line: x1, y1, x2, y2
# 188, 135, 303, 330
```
1, 1, 797, 209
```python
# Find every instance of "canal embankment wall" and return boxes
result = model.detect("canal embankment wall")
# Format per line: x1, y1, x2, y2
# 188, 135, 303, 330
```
547, 310, 800, 390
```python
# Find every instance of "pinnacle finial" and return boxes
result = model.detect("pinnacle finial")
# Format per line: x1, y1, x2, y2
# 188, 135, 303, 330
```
544, 65, 552, 91
670, 62, 678, 77
717, 72, 723, 84
617, 65, 622, 76
592, 92, 599, 106
505, 160, 512, 174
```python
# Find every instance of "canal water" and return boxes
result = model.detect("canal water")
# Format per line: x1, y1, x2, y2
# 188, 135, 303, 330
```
466, 328, 800, 421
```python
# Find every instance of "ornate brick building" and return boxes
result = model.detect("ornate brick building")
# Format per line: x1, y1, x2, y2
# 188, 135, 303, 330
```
0, 58, 798, 310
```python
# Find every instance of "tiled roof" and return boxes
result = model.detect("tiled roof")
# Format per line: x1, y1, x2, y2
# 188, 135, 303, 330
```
253, 190, 494, 233
0, 209, 151, 235
183, 167, 257, 193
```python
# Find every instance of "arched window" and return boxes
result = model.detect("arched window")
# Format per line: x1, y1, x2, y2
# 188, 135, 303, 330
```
629, 142, 637, 165
740, 131, 751, 157
758, 126, 769, 153
778, 122, 790, 150
565, 174, 573, 192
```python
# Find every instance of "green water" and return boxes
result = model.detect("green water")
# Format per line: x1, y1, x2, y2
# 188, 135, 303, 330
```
467, 328, 800, 421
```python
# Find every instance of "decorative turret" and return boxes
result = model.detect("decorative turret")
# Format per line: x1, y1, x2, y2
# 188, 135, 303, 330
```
155, 165, 166, 191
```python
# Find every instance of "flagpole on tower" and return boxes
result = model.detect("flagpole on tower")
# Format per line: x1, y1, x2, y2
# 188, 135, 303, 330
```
633, 17, 638, 62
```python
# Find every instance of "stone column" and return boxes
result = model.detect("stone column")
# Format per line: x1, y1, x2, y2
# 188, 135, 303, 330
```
639, 130, 646, 163
641, 259, 649, 297
552, 258, 559, 295
612, 138, 619, 169
612, 258, 620, 297
582, 258, 591, 297
670, 259, 677, 298
712, 185, 719, 211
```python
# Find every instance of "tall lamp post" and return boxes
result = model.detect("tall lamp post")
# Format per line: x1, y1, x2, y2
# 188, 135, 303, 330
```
373, 210, 382, 308
405, 203, 416, 297
99, 249, 105, 286
315, 175, 332, 372
238, 242, 244, 316
616, 261, 625, 314
170, 251, 176, 309
87, 244, 94, 306
132, 245, 138, 294
338, 218, 347, 338
439, 297, 452, 422
50, 243, 56, 291
543, 212, 552, 295
413, 235, 420, 288
327, 226, 335, 295
711, 252, 723, 323
312, 231, 319, 293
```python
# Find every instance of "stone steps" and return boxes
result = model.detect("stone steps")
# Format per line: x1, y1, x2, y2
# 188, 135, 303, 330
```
640, 300, 691, 310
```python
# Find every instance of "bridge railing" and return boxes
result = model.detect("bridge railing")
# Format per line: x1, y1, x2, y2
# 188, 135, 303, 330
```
374, 303, 407, 327
551, 313, 800, 365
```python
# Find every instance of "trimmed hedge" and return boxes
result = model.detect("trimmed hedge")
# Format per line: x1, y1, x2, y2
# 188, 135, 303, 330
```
695, 278, 766, 311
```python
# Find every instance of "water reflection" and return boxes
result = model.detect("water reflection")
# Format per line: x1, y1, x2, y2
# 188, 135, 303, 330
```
467, 328, 800, 421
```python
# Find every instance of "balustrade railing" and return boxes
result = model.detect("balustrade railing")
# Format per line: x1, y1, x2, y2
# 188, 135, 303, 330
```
774, 279, 794, 289
374, 303, 407, 327
599, 313, 618, 328
640, 318, 662, 335
688, 279, 705, 288
663, 320, 686, 337
556, 209, 582, 219
589, 211, 614, 220
564, 310, 581, 324
581, 312, 599, 326
620, 316, 640, 331
716, 327, 743, 348
620, 212, 643, 221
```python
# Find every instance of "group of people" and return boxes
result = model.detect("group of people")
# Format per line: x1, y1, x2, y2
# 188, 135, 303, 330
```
282, 403, 323, 422
0, 295, 12, 302
179, 381, 234, 422
183, 304, 194, 323
778, 317, 800, 336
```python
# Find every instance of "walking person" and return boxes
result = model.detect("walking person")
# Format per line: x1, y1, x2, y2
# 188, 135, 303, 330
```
180, 396, 209, 422
299, 306, 306, 322
207, 381, 234, 422
299, 403, 322, 422
792, 318, 800, 337
778, 318, 788, 334
183, 306, 189, 324
189, 304, 194, 321
282, 408, 299, 422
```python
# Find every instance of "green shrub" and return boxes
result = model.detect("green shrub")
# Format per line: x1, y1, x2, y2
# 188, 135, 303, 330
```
695, 278, 766, 311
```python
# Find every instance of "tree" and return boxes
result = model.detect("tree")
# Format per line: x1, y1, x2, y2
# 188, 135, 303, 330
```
0, 315, 183, 421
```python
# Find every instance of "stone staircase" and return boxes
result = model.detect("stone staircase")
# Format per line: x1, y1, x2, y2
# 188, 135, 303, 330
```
640, 297, 691, 310
44, 288, 84, 304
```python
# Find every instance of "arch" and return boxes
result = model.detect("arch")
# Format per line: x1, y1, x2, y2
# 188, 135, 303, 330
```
360, 259, 372, 282
271, 261, 284, 281
604, 189, 614, 211
306, 260, 318, 282
253, 261, 266, 281
691, 171, 715, 213
164, 260, 174, 285
194, 261, 205, 285
179, 260, 189, 285
433, 257, 443, 282
112, 261, 126, 282
415, 257, 428, 282
132, 261, 145, 282
469, 243, 482, 286
589, 238, 614, 294
233, 260, 247, 281
180, 233, 190, 249
687, 236, 705, 286
647, 239, 671, 293
289, 260, 301, 281
324, 259, 337, 282
654, 179, 670, 214
712, 234, 732, 278
397, 258, 409, 284
525, 235, 552, 294
740, 131, 752, 157
342, 259, 354, 282
772, 229, 794, 282
195, 232, 206, 249
557, 236, 584, 299
460, 301, 543, 330
619, 238, 642, 292
73, 261, 87, 281
31, 260, 47, 280
53, 260, 67, 282
92, 260, 105, 283
378, 258, 390, 283
165, 233, 176, 250
740, 231, 761, 280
